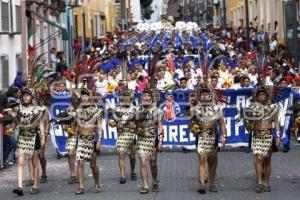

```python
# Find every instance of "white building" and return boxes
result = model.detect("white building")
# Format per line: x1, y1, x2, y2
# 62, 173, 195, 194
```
0, 0, 22, 90
130, 0, 142, 23
160, 0, 169, 17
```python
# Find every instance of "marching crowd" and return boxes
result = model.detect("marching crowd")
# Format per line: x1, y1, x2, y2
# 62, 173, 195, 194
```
0, 25, 299, 196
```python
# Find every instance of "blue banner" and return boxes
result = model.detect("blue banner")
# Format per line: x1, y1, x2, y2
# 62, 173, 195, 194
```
50, 88, 293, 154
49, 92, 72, 155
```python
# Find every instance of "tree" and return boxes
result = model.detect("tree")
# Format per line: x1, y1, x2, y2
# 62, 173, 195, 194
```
140, 0, 153, 20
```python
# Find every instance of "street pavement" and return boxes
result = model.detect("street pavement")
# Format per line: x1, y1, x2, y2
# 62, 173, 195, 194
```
1, 140, 300, 200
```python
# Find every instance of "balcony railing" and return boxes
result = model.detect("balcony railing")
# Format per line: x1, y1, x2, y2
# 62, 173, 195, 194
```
26, 0, 66, 12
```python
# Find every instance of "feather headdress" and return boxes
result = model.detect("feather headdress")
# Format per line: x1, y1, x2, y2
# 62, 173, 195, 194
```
252, 51, 284, 104
196, 47, 229, 105
27, 48, 53, 107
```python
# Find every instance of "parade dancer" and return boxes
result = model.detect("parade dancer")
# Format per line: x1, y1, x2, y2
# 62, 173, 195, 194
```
108, 88, 137, 183
7, 88, 47, 195
65, 106, 78, 184
23, 54, 53, 186
189, 83, 227, 194
56, 105, 78, 184
37, 105, 50, 183
30, 82, 52, 184
244, 80, 281, 193
135, 89, 164, 194
74, 88, 102, 195
26, 104, 50, 186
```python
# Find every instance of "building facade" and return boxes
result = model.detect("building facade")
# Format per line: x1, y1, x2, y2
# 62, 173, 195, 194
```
120, 0, 131, 30
73, 0, 117, 49
0, 0, 22, 90
20, 0, 67, 78
105, 0, 117, 32
166, 0, 214, 26
227, 0, 300, 43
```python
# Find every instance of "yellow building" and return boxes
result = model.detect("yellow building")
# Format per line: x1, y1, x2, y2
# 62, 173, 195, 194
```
105, 0, 117, 33
73, 0, 117, 46
227, 0, 292, 43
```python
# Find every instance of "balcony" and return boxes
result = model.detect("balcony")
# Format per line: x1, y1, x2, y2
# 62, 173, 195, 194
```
26, 0, 66, 12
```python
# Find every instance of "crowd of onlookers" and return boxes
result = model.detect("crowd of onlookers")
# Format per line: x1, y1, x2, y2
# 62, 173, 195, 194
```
5, 26, 300, 98
48, 26, 299, 96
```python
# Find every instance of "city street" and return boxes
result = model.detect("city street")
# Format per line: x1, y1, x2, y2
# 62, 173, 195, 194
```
1, 0, 300, 200
1, 141, 300, 200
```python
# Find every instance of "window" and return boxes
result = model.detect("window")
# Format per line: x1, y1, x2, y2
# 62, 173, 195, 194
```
90, 18, 94, 39
15, 5, 21, 32
260, 0, 264, 27
0, 55, 9, 89
1, 2, 9, 31
95, 15, 98, 37
9, 0, 13, 31
74, 15, 78, 39
82, 12, 86, 47
76, 0, 83, 5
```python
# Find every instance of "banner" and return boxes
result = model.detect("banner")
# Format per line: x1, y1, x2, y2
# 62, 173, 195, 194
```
49, 92, 72, 155
50, 88, 293, 154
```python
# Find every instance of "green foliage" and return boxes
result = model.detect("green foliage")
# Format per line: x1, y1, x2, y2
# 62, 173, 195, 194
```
140, 0, 152, 8
140, 0, 153, 20
143, 5, 154, 20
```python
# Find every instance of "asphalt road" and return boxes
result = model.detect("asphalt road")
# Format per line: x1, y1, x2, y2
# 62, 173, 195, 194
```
1, 141, 300, 200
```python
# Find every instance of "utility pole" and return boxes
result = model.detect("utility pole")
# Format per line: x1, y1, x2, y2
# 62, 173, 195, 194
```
245, 0, 251, 51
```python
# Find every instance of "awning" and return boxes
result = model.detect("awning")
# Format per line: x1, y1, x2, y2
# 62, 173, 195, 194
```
30, 11, 68, 41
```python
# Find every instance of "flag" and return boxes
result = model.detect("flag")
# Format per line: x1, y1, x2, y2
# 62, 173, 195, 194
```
27, 17, 37, 49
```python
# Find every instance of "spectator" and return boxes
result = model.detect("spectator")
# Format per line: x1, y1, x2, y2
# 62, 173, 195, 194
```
95, 74, 108, 96
50, 47, 57, 70
58, 82, 68, 93
2, 100, 19, 166
177, 77, 189, 90
240, 76, 251, 88
270, 35, 277, 52
210, 76, 220, 89
2, 125, 16, 166
278, 78, 289, 87
56, 52, 67, 75
13, 72, 24, 89
7, 86, 21, 103
248, 66, 258, 86
127, 72, 138, 91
